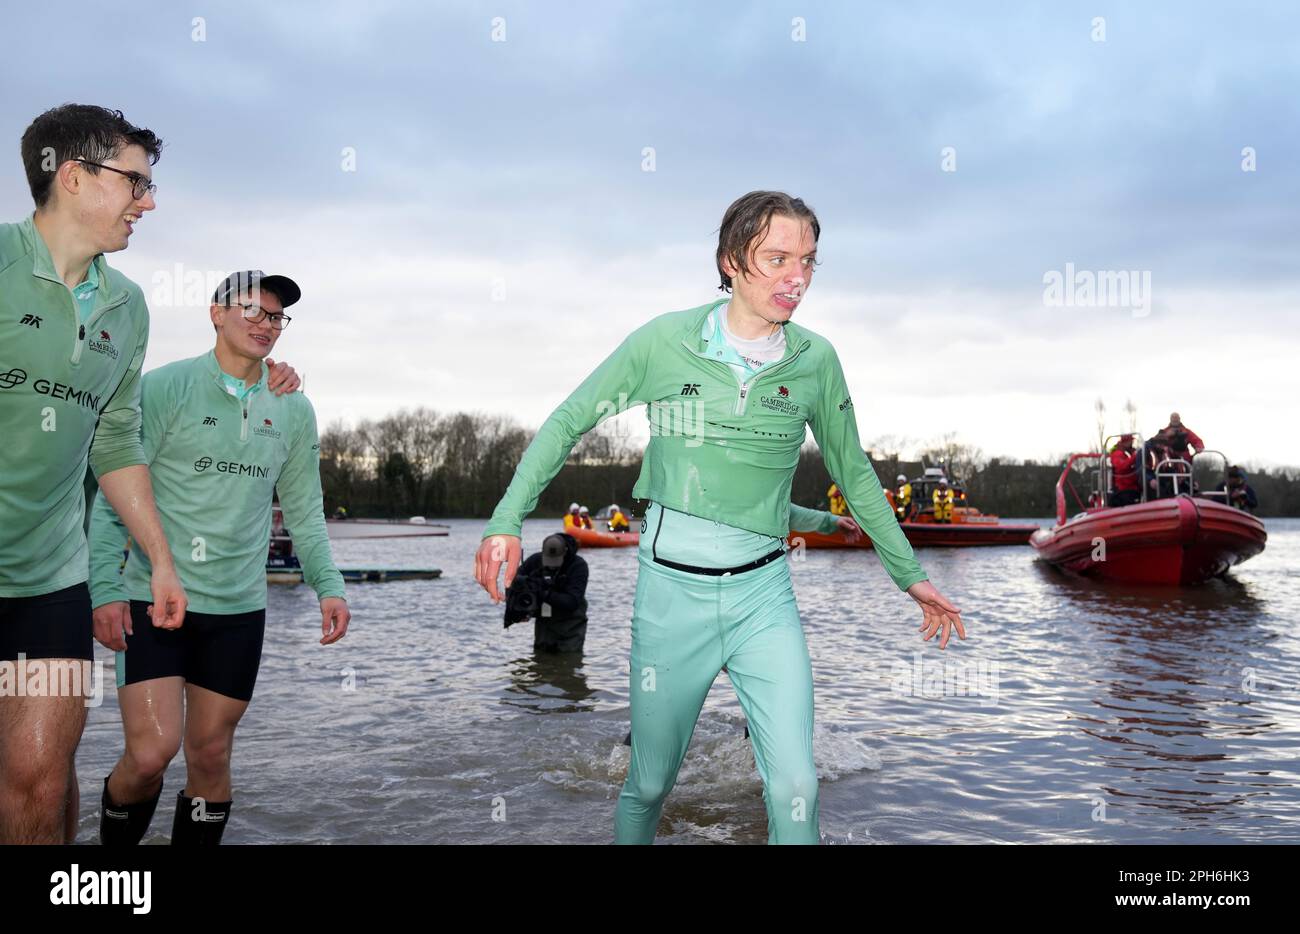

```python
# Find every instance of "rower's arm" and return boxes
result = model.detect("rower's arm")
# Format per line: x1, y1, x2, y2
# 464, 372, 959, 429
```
88, 302, 149, 479
88, 489, 132, 608
277, 397, 346, 604
482, 323, 653, 539
87, 370, 171, 609
788, 502, 839, 535
809, 346, 928, 591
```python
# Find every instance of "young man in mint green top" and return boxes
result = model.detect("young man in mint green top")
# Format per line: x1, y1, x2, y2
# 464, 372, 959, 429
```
88, 345, 345, 614
0, 104, 191, 846
88, 270, 350, 846
477, 192, 966, 844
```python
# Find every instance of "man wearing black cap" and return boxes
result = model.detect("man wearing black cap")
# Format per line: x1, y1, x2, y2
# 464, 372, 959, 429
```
86, 270, 350, 845
503, 533, 589, 653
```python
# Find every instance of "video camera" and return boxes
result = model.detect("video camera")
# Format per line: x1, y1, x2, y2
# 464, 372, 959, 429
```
503, 568, 555, 626
503, 533, 571, 626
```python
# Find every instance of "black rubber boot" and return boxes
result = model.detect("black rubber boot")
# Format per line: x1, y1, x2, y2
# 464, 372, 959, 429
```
170, 789, 233, 845
99, 774, 163, 846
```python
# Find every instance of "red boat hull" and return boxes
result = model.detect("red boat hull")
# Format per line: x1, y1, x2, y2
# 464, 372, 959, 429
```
790, 520, 1039, 549
1030, 496, 1266, 585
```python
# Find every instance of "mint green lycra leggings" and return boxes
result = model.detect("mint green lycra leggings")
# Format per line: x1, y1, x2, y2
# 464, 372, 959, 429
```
614, 504, 819, 844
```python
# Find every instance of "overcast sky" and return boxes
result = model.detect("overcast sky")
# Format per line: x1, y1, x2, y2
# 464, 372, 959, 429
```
3, 1, 1296, 467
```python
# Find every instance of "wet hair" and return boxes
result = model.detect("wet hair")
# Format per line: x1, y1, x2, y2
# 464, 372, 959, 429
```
21, 104, 162, 208
715, 190, 820, 292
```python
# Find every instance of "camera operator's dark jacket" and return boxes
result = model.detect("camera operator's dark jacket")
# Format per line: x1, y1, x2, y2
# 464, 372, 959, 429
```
509, 535, 588, 651
518, 535, 588, 622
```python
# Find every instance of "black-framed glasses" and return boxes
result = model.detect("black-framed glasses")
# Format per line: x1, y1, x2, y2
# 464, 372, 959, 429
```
72, 159, 157, 200
231, 303, 292, 330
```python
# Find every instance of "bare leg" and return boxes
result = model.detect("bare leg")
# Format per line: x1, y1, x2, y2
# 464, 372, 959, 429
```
107, 677, 185, 806
181, 683, 248, 802
0, 687, 88, 844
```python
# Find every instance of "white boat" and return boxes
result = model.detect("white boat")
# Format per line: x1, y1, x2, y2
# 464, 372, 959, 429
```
267, 507, 442, 583
325, 516, 450, 539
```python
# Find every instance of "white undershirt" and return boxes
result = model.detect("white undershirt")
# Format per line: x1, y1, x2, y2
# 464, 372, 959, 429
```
717, 301, 786, 372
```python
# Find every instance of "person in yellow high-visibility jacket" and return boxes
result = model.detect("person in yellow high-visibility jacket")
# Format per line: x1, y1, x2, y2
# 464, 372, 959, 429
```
932, 480, 954, 523
827, 483, 848, 516
608, 503, 630, 532
563, 502, 582, 530
894, 474, 912, 522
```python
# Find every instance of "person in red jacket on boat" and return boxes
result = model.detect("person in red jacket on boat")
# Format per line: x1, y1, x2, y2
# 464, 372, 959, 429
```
1107, 434, 1141, 507
1162, 412, 1204, 460
1147, 413, 1203, 497
1142, 428, 1177, 498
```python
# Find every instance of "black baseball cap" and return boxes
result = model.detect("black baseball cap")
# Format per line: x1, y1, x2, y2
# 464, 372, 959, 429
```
211, 270, 301, 308
542, 533, 569, 568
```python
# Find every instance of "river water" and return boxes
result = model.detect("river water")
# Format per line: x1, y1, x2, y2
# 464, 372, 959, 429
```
75, 516, 1300, 844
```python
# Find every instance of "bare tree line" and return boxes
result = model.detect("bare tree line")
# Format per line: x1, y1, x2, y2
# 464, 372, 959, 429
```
317, 409, 1300, 519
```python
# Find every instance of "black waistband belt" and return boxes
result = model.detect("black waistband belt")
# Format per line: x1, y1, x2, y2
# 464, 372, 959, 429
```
651, 546, 786, 577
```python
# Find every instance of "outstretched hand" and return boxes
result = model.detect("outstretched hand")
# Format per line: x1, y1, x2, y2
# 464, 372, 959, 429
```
834, 516, 864, 544
906, 580, 965, 650
474, 534, 522, 604
320, 597, 351, 644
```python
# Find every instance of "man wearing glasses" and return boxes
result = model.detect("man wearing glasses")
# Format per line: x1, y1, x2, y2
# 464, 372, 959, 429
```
88, 270, 350, 845
0, 104, 187, 844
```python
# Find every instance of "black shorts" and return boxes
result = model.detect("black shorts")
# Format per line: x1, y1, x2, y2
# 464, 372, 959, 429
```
118, 602, 266, 702
0, 583, 93, 662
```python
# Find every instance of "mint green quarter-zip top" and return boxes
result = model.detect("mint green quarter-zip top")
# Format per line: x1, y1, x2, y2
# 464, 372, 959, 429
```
483, 298, 928, 591
88, 350, 345, 614
0, 215, 149, 597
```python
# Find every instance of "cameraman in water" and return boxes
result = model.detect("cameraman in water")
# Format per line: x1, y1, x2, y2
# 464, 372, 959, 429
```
503, 533, 589, 653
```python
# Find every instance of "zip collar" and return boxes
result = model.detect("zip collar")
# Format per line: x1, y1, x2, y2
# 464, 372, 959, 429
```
679, 297, 812, 361
201, 347, 269, 396
678, 298, 813, 417
21, 213, 127, 311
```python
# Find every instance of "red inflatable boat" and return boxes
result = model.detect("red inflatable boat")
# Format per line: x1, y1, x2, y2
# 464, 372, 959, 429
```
1030, 447, 1266, 585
